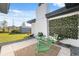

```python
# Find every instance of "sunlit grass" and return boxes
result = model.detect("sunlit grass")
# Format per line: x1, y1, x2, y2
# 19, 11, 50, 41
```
0, 33, 28, 43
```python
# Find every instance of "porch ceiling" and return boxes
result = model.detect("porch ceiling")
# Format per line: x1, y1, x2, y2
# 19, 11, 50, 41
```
0, 3, 10, 14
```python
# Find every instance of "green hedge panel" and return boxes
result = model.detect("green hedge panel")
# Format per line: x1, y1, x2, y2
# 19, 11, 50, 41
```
49, 15, 78, 39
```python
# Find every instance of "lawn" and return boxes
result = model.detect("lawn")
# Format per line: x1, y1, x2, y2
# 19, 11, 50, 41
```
0, 33, 29, 43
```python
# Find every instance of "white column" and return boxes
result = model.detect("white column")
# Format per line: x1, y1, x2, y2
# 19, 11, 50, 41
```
36, 3, 48, 37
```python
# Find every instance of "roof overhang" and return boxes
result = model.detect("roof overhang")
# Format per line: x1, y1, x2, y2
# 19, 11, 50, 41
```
0, 3, 10, 14
46, 3, 79, 19
27, 19, 36, 24
65, 3, 79, 9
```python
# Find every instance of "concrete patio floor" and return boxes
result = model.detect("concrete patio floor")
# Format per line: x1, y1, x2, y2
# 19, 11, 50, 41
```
0, 38, 71, 56
56, 45, 70, 56
0, 39, 37, 56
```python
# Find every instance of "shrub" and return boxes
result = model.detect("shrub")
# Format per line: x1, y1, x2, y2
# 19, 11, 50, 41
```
37, 32, 44, 37
57, 34, 65, 40
10, 30, 21, 34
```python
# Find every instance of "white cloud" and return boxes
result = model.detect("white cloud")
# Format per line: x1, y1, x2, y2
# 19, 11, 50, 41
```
9, 9, 36, 18
53, 3, 65, 7
0, 8, 36, 26
12, 9, 23, 13
9, 9, 23, 13
7, 9, 36, 26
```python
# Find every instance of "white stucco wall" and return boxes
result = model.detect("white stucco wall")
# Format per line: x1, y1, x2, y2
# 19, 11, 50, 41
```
31, 23, 37, 36
33, 4, 48, 37
48, 11, 79, 47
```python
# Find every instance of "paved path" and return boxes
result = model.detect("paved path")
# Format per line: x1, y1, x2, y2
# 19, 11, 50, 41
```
0, 39, 37, 56
57, 42, 79, 56
70, 46, 79, 56
55, 45, 70, 56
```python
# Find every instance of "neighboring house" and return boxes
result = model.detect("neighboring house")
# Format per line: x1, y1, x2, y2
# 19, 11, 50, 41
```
20, 22, 31, 33
20, 26, 31, 33
27, 3, 79, 47
8, 25, 31, 33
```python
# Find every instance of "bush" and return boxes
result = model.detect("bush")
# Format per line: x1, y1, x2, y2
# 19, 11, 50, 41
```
57, 34, 65, 40
10, 30, 21, 34
29, 34, 34, 38
37, 32, 43, 37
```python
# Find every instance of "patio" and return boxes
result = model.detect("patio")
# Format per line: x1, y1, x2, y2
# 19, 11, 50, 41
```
0, 3, 79, 56
0, 38, 72, 56
0, 39, 37, 56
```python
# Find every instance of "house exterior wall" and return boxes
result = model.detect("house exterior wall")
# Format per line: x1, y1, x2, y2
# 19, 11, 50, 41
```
31, 4, 79, 47
34, 3, 48, 37
48, 11, 79, 47
31, 23, 37, 35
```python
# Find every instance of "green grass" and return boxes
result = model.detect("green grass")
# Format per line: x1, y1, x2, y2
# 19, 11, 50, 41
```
0, 33, 28, 43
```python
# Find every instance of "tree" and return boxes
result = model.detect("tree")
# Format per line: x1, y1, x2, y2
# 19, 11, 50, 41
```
2, 20, 7, 32
21, 22, 26, 28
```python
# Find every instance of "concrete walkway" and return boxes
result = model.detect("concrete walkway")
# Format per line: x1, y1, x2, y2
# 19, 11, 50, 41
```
0, 39, 37, 56
60, 39, 79, 56
56, 45, 70, 56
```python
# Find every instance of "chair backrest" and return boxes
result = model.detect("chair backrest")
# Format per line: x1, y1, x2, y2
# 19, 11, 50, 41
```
53, 33, 58, 40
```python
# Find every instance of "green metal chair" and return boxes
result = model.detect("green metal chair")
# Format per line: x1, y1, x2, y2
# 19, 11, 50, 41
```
37, 41, 50, 52
36, 33, 58, 53
48, 34, 58, 43
36, 36, 53, 53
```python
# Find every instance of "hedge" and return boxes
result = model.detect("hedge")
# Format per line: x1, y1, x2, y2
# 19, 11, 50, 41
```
49, 15, 78, 39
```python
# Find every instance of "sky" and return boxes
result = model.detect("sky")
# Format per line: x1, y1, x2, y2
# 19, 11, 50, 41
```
0, 3, 65, 27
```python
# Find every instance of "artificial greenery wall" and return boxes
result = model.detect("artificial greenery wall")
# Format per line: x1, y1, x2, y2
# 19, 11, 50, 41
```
49, 15, 78, 39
